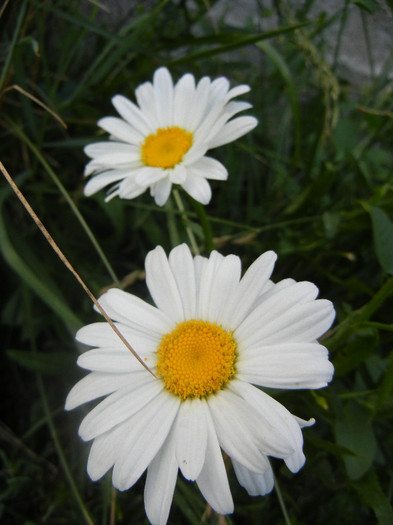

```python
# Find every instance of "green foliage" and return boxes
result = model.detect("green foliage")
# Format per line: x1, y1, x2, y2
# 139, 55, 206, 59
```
1, 0, 393, 524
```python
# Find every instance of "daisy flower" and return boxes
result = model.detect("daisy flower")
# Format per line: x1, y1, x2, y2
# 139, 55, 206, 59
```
83, 67, 257, 206
65, 244, 335, 525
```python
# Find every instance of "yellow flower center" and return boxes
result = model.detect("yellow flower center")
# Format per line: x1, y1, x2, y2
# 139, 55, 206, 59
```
141, 126, 193, 169
156, 319, 237, 400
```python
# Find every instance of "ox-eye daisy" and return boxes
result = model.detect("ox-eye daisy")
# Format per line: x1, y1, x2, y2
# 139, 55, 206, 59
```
65, 244, 335, 525
83, 67, 257, 206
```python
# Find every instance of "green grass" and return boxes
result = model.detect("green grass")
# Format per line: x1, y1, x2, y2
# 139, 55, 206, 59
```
1, 0, 393, 524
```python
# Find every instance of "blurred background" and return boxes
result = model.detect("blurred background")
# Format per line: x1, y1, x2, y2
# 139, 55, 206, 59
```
1, 1, 393, 523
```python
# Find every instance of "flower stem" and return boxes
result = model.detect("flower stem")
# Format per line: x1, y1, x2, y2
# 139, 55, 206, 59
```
173, 188, 200, 255
187, 196, 215, 252
274, 473, 292, 525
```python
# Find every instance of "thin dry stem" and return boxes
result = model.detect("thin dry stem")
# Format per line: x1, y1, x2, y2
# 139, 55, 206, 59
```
1, 84, 67, 128
0, 161, 156, 378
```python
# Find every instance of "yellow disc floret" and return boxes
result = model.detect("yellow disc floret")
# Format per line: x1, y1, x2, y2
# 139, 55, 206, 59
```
156, 319, 237, 400
141, 126, 193, 169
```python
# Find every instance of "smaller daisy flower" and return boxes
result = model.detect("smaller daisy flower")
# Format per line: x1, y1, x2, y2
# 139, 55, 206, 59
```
83, 67, 257, 206
65, 244, 335, 525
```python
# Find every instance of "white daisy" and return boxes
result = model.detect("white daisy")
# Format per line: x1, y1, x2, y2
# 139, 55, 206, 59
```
65, 244, 335, 525
83, 67, 258, 206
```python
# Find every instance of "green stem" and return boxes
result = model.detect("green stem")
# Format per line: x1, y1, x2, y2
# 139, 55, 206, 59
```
7, 120, 121, 287
173, 189, 200, 255
274, 472, 292, 525
187, 195, 215, 252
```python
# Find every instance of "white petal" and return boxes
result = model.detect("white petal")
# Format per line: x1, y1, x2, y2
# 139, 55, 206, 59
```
208, 116, 258, 148
237, 342, 334, 389
174, 398, 208, 480
170, 164, 187, 184
224, 84, 251, 101
196, 408, 234, 515
238, 298, 335, 346
78, 374, 162, 441
153, 67, 174, 127
97, 288, 172, 336
145, 245, 185, 322
185, 76, 211, 130
84, 169, 132, 196
112, 94, 154, 135
196, 251, 230, 321
204, 254, 241, 326
84, 141, 140, 161
208, 390, 270, 473
76, 347, 151, 373
168, 244, 197, 319
181, 174, 212, 205
117, 176, 148, 200
65, 371, 133, 410
76, 321, 158, 348
173, 73, 196, 128
87, 426, 119, 480
231, 381, 305, 471
236, 281, 320, 343
135, 166, 167, 186
112, 391, 179, 490
188, 156, 228, 181
135, 81, 160, 130
151, 177, 172, 206
144, 425, 178, 525
97, 116, 143, 144
232, 459, 274, 496
208, 77, 230, 105
222, 251, 277, 329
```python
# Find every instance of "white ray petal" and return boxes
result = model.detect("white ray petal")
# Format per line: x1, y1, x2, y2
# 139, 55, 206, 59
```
188, 156, 228, 181
208, 390, 270, 473
97, 288, 172, 336
230, 381, 305, 470
174, 398, 208, 480
144, 425, 178, 525
181, 174, 212, 205
65, 371, 133, 410
196, 408, 233, 515
173, 73, 196, 128
151, 177, 172, 206
222, 251, 276, 329
78, 374, 161, 441
145, 245, 185, 322
168, 244, 197, 319
112, 391, 179, 490
153, 67, 174, 127
232, 459, 274, 496
238, 299, 335, 347
76, 346, 155, 373
84, 169, 133, 196
208, 116, 258, 148
112, 94, 154, 135
97, 116, 144, 144
237, 342, 334, 389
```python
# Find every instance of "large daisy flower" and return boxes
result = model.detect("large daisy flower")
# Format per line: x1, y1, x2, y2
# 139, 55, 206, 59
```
83, 67, 257, 206
65, 244, 335, 525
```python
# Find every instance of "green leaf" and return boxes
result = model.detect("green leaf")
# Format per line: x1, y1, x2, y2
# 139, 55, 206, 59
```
370, 207, 393, 274
333, 328, 378, 377
7, 349, 75, 375
377, 350, 393, 404
353, 0, 378, 14
353, 470, 393, 525
335, 402, 376, 480
0, 181, 82, 333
